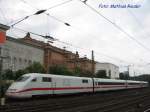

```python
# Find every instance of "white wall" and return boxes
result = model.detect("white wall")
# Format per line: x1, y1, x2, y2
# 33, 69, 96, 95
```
1, 37, 44, 71
95, 62, 119, 79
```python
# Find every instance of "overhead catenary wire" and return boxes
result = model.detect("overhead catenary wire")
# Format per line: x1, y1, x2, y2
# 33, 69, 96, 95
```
15, 0, 105, 43
6, 0, 148, 66
120, 0, 150, 39
18, 0, 146, 64
22, 0, 103, 40
21, 0, 73, 11
0, 8, 9, 24
8, 0, 143, 65
12, 26, 130, 65
9, 0, 74, 27
126, 9, 150, 38
79, 0, 150, 53
13, 27, 56, 41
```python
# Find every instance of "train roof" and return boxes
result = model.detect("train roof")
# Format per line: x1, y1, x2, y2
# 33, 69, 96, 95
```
94, 78, 126, 82
23, 73, 148, 83
23, 73, 92, 80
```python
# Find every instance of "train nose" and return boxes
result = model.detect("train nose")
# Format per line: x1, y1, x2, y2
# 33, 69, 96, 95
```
7, 89, 17, 92
6, 89, 18, 97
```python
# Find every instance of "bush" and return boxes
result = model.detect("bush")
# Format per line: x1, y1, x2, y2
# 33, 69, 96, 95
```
26, 62, 46, 73
49, 65, 73, 76
14, 69, 28, 80
95, 70, 109, 78
2, 69, 14, 80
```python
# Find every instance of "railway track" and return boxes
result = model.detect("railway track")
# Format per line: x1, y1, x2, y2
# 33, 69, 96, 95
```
54, 88, 150, 112
1, 88, 150, 112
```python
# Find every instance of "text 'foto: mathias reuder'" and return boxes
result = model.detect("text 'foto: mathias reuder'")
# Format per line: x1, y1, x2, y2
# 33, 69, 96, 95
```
99, 3, 141, 8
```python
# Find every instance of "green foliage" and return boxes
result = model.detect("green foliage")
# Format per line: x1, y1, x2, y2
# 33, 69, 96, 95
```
26, 62, 46, 73
95, 70, 109, 78
119, 72, 130, 80
80, 70, 93, 77
2, 62, 45, 80
49, 65, 73, 76
130, 74, 150, 82
73, 67, 82, 76
2, 69, 14, 80
14, 69, 27, 80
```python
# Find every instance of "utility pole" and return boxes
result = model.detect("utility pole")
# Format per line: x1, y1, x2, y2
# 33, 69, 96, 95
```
127, 65, 130, 77
91, 50, 95, 76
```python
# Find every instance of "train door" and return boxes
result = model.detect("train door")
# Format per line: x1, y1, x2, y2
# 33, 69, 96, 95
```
51, 78, 56, 95
41, 77, 53, 95
30, 77, 38, 96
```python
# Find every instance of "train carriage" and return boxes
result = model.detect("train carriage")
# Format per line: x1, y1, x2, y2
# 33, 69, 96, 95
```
126, 80, 142, 89
6, 73, 93, 98
6, 73, 148, 98
94, 78, 126, 92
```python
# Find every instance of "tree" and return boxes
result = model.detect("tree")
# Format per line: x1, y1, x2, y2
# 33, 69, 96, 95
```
95, 70, 109, 78
26, 62, 46, 73
79, 70, 93, 77
48, 65, 73, 76
2, 62, 46, 80
73, 67, 82, 76
2, 69, 14, 80
119, 72, 130, 80
14, 69, 27, 80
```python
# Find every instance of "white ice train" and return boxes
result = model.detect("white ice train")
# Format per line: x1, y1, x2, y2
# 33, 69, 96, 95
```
6, 73, 148, 98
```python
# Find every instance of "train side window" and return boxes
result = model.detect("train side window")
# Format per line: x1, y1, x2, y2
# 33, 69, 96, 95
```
32, 78, 37, 82
98, 82, 101, 85
42, 77, 51, 82
82, 79, 88, 83
95, 82, 97, 85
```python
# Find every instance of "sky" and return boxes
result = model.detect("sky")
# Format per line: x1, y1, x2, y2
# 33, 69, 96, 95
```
0, 0, 150, 75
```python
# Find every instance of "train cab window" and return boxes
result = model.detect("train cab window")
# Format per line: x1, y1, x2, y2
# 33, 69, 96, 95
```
31, 78, 37, 82
82, 79, 88, 83
42, 77, 51, 82
16, 76, 30, 82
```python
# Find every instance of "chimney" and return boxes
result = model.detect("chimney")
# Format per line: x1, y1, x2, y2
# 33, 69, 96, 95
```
76, 51, 79, 58
0, 24, 10, 44
24, 32, 31, 39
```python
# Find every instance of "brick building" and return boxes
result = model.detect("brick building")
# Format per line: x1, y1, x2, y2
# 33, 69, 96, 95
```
0, 23, 94, 75
21, 33, 94, 74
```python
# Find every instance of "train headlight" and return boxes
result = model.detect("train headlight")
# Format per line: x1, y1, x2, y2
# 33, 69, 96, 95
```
7, 89, 17, 92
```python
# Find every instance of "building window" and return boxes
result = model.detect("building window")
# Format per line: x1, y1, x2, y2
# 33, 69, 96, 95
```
24, 59, 27, 66
13, 57, 16, 63
19, 58, 22, 64
28, 60, 32, 65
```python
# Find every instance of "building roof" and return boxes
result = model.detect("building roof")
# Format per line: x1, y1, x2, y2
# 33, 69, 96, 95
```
6, 36, 43, 50
6, 33, 93, 63
21, 33, 79, 56
0, 24, 10, 31
96, 62, 119, 68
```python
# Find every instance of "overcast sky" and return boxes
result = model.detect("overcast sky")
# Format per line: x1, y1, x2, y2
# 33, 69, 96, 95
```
0, 0, 150, 75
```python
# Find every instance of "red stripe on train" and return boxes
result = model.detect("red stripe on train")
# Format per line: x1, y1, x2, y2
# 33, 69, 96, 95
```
8, 85, 140, 93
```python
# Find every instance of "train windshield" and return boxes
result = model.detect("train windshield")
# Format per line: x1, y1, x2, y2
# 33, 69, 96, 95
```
16, 76, 30, 82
